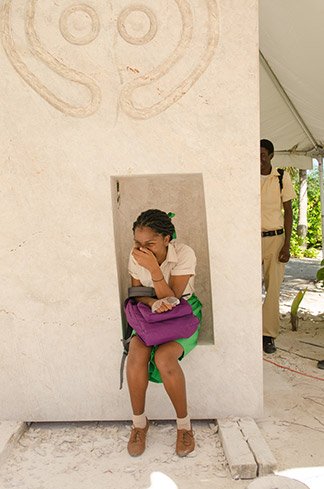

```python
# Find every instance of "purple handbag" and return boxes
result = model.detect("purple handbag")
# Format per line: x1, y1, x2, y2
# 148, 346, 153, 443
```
124, 298, 199, 346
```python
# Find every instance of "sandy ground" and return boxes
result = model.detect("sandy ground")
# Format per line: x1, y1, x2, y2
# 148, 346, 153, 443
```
0, 258, 323, 489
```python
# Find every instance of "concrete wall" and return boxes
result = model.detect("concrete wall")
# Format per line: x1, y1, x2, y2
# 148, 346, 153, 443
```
0, 0, 262, 421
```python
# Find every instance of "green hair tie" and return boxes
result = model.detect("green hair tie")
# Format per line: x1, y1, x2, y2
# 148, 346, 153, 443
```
167, 212, 177, 240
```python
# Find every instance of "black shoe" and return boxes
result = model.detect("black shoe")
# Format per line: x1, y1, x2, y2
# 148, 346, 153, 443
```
263, 336, 276, 354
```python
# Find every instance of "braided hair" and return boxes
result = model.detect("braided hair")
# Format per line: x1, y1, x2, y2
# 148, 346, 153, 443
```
132, 209, 175, 240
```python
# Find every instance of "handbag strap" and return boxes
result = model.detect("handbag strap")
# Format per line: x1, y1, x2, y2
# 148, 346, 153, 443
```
128, 286, 156, 298
119, 323, 133, 389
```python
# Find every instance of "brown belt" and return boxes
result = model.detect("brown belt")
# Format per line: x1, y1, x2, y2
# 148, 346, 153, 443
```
261, 228, 284, 237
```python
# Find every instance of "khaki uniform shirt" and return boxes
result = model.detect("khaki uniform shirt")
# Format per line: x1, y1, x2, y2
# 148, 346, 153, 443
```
128, 241, 196, 297
261, 167, 296, 231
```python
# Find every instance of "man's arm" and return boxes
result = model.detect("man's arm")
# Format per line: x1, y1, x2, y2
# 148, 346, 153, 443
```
279, 200, 293, 263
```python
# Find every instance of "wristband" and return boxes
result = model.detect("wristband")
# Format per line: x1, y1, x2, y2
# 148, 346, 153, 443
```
152, 276, 164, 282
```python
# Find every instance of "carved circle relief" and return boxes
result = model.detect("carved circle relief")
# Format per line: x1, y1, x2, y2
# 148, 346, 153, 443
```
117, 5, 157, 45
59, 5, 100, 45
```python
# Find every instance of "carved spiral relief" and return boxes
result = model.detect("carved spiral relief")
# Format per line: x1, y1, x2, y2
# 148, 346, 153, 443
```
59, 5, 100, 46
119, 0, 219, 120
1, 0, 101, 117
0, 0, 219, 119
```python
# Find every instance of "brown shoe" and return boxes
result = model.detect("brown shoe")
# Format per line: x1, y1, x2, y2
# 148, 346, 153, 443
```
127, 419, 149, 456
176, 428, 195, 457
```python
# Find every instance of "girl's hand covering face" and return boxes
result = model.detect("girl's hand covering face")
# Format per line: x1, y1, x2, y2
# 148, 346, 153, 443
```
132, 246, 159, 272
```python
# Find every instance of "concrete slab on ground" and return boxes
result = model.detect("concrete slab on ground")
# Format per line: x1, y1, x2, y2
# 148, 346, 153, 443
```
218, 418, 277, 480
238, 418, 277, 477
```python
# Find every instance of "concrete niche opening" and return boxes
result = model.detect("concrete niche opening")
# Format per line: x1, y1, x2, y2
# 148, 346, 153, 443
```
111, 173, 214, 344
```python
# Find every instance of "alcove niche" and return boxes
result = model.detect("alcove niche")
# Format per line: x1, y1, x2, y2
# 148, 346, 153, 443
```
111, 173, 214, 344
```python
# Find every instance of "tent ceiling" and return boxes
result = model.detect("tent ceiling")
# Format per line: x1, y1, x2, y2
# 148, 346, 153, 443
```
259, 0, 324, 169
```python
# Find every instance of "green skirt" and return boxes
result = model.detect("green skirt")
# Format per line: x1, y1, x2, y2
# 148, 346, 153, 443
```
147, 293, 202, 383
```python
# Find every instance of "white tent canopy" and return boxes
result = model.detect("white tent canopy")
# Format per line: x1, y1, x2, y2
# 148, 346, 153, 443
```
259, 0, 324, 253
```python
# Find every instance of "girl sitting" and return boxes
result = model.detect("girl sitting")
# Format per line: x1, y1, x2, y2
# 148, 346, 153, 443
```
126, 209, 202, 457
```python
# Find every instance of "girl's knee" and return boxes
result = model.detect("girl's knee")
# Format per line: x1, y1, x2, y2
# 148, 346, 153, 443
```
155, 350, 178, 375
128, 349, 149, 367
127, 338, 151, 367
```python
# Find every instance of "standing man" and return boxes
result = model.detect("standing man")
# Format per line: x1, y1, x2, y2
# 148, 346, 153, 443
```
260, 139, 296, 353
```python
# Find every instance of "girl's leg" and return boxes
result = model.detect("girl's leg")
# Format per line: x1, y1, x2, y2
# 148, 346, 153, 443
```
154, 342, 188, 418
126, 336, 152, 415
154, 342, 195, 456
126, 336, 152, 457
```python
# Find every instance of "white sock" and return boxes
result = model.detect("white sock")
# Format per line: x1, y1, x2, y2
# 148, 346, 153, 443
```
132, 413, 147, 429
176, 415, 191, 431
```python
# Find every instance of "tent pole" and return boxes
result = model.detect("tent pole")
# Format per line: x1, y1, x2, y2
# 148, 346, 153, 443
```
318, 156, 324, 260
260, 51, 319, 151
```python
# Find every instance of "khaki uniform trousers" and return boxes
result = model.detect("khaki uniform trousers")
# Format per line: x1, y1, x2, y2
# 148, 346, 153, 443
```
262, 234, 285, 338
